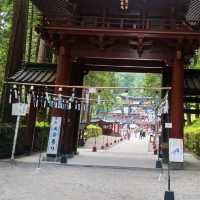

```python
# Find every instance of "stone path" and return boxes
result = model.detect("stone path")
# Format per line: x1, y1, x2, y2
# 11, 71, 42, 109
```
68, 135, 157, 169
0, 161, 200, 200
14, 134, 200, 171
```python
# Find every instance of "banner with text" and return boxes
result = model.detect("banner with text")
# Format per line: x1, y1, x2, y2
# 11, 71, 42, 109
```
47, 117, 62, 155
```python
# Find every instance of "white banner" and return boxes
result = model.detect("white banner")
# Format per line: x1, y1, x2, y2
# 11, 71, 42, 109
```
169, 138, 184, 163
47, 117, 62, 155
12, 103, 28, 116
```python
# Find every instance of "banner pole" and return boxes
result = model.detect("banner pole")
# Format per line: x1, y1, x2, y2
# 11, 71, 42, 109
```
11, 116, 21, 160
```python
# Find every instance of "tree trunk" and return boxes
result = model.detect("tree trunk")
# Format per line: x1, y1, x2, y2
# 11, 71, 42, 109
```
5, 0, 28, 77
1, 0, 29, 122
27, 1, 34, 62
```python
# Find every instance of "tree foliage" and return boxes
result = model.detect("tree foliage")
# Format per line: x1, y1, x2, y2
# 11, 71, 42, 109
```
143, 73, 161, 97
0, 0, 12, 91
190, 49, 200, 69
84, 71, 118, 113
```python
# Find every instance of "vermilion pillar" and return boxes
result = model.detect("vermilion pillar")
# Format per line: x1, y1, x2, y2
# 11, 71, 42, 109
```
53, 46, 72, 156
170, 50, 184, 139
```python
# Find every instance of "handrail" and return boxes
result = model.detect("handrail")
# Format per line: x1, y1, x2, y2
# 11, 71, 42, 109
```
42, 16, 197, 31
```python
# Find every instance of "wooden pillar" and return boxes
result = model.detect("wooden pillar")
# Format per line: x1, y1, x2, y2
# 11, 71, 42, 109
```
170, 50, 184, 139
24, 100, 37, 153
52, 46, 72, 156
72, 67, 84, 154
62, 105, 76, 155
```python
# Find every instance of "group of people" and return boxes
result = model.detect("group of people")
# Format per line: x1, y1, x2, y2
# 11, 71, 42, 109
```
126, 128, 147, 140
139, 130, 146, 139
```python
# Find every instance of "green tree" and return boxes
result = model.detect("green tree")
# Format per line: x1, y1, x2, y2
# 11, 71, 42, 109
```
0, 0, 12, 93
143, 73, 161, 97
1, 0, 29, 121
190, 49, 200, 69
84, 71, 118, 114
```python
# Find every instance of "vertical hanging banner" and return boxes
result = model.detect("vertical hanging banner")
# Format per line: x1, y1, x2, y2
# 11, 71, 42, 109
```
47, 117, 62, 155
169, 138, 184, 162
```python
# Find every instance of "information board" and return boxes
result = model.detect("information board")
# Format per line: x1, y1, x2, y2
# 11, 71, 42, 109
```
169, 138, 184, 163
12, 103, 28, 116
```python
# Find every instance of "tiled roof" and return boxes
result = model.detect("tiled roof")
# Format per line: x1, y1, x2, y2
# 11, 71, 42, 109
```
186, 0, 200, 24
184, 69, 200, 95
32, 0, 74, 17
9, 63, 56, 84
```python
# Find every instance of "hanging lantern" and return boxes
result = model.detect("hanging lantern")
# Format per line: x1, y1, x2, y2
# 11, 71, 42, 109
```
120, 0, 128, 10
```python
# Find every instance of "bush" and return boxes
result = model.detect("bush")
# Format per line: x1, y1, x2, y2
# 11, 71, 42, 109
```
184, 120, 200, 156
84, 124, 102, 139
0, 125, 25, 158
0, 124, 49, 159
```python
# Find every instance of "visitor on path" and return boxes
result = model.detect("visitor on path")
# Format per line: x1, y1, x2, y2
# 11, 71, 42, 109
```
139, 130, 143, 139
142, 131, 146, 139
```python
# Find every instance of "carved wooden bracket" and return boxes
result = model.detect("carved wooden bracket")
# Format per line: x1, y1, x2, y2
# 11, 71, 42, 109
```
89, 35, 117, 51
129, 37, 152, 57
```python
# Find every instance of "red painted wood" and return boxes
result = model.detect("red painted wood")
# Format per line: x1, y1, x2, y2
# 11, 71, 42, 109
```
170, 51, 184, 139
50, 46, 74, 155
24, 99, 37, 153
51, 46, 71, 117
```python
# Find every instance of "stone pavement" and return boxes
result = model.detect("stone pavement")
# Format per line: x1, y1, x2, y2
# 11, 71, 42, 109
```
68, 135, 157, 169
15, 135, 157, 169
2, 135, 200, 200
14, 134, 200, 170
0, 161, 200, 200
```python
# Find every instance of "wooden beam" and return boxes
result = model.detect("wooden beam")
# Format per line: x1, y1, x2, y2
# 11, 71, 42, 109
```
80, 57, 166, 67
83, 64, 162, 73
42, 26, 200, 40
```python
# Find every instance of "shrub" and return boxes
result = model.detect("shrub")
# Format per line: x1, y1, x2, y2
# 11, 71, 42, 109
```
0, 124, 49, 159
184, 119, 200, 156
84, 124, 102, 139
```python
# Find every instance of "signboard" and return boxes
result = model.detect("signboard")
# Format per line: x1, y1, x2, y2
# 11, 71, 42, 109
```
169, 138, 184, 163
12, 103, 28, 116
165, 123, 172, 129
47, 117, 62, 155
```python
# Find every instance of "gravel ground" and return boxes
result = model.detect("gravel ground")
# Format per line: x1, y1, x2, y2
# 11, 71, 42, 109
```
0, 161, 200, 200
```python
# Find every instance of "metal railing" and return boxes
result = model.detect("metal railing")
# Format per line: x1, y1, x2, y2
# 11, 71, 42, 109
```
42, 16, 195, 31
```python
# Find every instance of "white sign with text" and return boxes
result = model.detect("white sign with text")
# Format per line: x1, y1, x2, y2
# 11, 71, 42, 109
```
12, 103, 28, 116
169, 138, 184, 163
47, 117, 62, 155
165, 123, 172, 129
